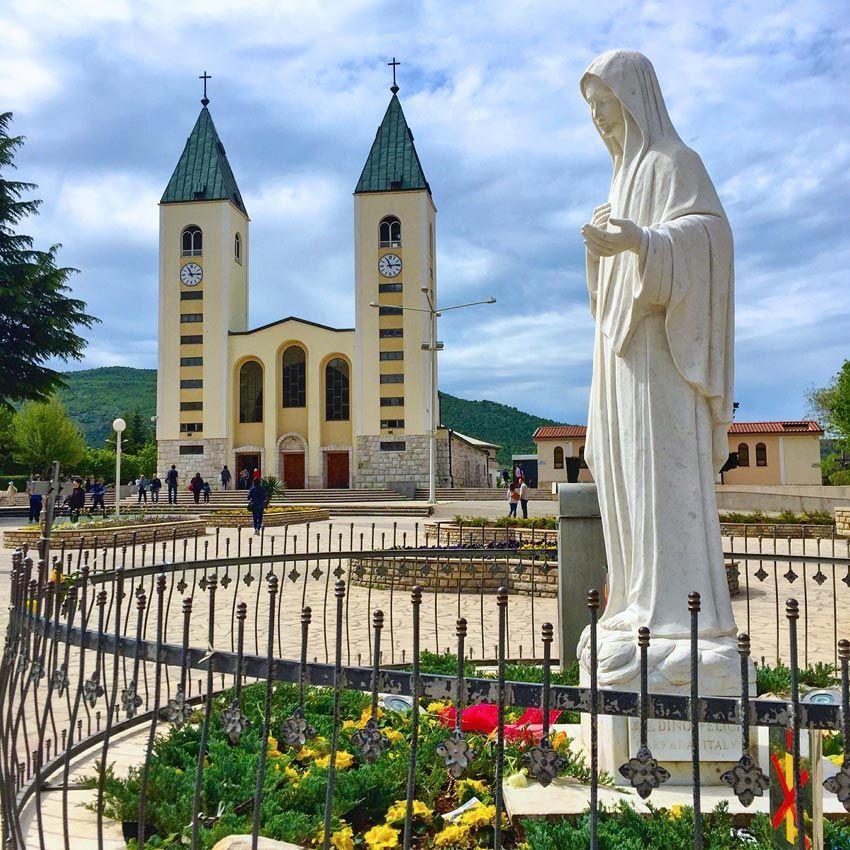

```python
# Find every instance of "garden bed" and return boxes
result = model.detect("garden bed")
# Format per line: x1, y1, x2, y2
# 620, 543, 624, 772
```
3, 515, 208, 549
205, 507, 329, 529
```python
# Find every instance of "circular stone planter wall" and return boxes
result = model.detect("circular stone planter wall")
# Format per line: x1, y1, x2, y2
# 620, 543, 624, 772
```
349, 555, 559, 597
423, 523, 558, 547
205, 508, 329, 529
4, 517, 209, 549
719, 522, 836, 539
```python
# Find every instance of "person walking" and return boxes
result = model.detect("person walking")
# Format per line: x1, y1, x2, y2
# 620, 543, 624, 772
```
150, 474, 162, 503
137, 475, 149, 505
65, 478, 85, 523
165, 465, 179, 504
518, 477, 529, 519
220, 465, 232, 490
28, 489, 43, 524
202, 480, 211, 503
238, 468, 249, 490
90, 479, 106, 516
507, 482, 519, 518
247, 476, 267, 534
189, 472, 204, 505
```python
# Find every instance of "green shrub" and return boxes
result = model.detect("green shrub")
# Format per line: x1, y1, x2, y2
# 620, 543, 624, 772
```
829, 469, 850, 486
452, 515, 558, 530
719, 510, 833, 526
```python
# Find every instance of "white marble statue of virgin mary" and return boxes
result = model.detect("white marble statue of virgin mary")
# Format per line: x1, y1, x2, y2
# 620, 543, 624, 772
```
577, 50, 740, 692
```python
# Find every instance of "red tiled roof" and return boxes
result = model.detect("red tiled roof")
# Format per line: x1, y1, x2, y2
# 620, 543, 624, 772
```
728, 421, 822, 435
533, 426, 587, 439
533, 421, 822, 440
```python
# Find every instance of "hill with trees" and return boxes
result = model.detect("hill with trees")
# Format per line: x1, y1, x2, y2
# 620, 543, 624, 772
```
55, 367, 568, 465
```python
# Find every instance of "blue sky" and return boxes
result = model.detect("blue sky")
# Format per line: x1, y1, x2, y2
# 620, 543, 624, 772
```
3, 0, 848, 424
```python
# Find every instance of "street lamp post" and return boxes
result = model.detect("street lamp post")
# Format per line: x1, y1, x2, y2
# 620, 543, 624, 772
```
113, 418, 126, 517
370, 292, 496, 505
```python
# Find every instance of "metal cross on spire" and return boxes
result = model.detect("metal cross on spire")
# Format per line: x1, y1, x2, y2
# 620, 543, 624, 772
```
387, 57, 400, 94
199, 71, 212, 107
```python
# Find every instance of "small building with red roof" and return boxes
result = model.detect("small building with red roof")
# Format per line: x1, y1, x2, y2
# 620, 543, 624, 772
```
532, 421, 823, 487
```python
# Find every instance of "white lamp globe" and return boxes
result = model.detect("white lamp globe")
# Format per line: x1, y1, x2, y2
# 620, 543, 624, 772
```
113, 418, 127, 434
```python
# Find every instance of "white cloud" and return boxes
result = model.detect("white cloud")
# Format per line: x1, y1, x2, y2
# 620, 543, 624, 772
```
3, 0, 849, 424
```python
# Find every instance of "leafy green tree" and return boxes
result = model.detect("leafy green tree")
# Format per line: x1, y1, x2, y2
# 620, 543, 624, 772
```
80, 447, 116, 481
120, 409, 153, 453
0, 112, 98, 408
808, 360, 850, 483
11, 398, 85, 476
0, 406, 14, 469
135, 443, 158, 476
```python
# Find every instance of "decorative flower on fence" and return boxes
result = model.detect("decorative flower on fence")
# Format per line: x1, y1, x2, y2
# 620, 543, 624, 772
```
619, 746, 671, 799
436, 729, 475, 778
51, 664, 70, 697
28, 661, 45, 685
522, 735, 565, 787
720, 754, 770, 806
824, 762, 850, 812
163, 685, 192, 728
280, 708, 316, 749
83, 674, 104, 708
220, 699, 250, 744
121, 680, 143, 719
352, 717, 390, 764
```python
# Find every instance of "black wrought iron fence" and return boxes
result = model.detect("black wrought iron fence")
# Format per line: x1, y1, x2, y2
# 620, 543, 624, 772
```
723, 528, 850, 668
1, 544, 850, 850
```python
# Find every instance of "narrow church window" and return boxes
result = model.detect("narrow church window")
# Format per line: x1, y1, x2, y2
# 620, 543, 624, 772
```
282, 346, 306, 408
554, 446, 564, 469
239, 361, 263, 423
380, 397, 404, 407
579, 445, 588, 468
181, 226, 203, 256
380, 374, 403, 383
379, 216, 401, 248
379, 283, 403, 293
379, 328, 403, 338
737, 442, 750, 467
379, 351, 403, 361
379, 306, 403, 316
234, 232, 242, 263
381, 419, 405, 429
755, 442, 767, 467
325, 358, 350, 421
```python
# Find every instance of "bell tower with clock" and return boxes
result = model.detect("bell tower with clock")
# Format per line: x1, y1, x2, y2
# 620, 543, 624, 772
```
353, 72, 440, 487
156, 85, 249, 479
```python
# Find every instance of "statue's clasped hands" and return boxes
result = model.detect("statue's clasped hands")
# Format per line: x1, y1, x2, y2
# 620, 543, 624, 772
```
581, 203, 643, 257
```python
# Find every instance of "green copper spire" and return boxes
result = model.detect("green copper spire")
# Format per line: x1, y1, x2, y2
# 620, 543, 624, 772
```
161, 107, 246, 214
355, 94, 430, 195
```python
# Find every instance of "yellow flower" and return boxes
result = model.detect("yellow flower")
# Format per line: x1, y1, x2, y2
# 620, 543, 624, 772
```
505, 770, 528, 788
358, 705, 382, 727
342, 720, 358, 730
454, 778, 489, 802
363, 823, 400, 849
459, 804, 497, 828
267, 735, 279, 751
427, 700, 449, 713
383, 728, 404, 744
315, 750, 355, 770
296, 746, 321, 761
174, 768, 183, 775
669, 804, 684, 820
284, 765, 300, 782
385, 799, 432, 824
330, 825, 355, 850
434, 823, 472, 848
552, 731, 569, 752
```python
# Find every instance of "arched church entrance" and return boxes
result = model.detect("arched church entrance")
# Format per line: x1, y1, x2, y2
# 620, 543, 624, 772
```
277, 434, 308, 490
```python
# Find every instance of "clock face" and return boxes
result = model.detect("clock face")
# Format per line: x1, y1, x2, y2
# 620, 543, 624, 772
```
180, 262, 203, 286
378, 253, 402, 278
